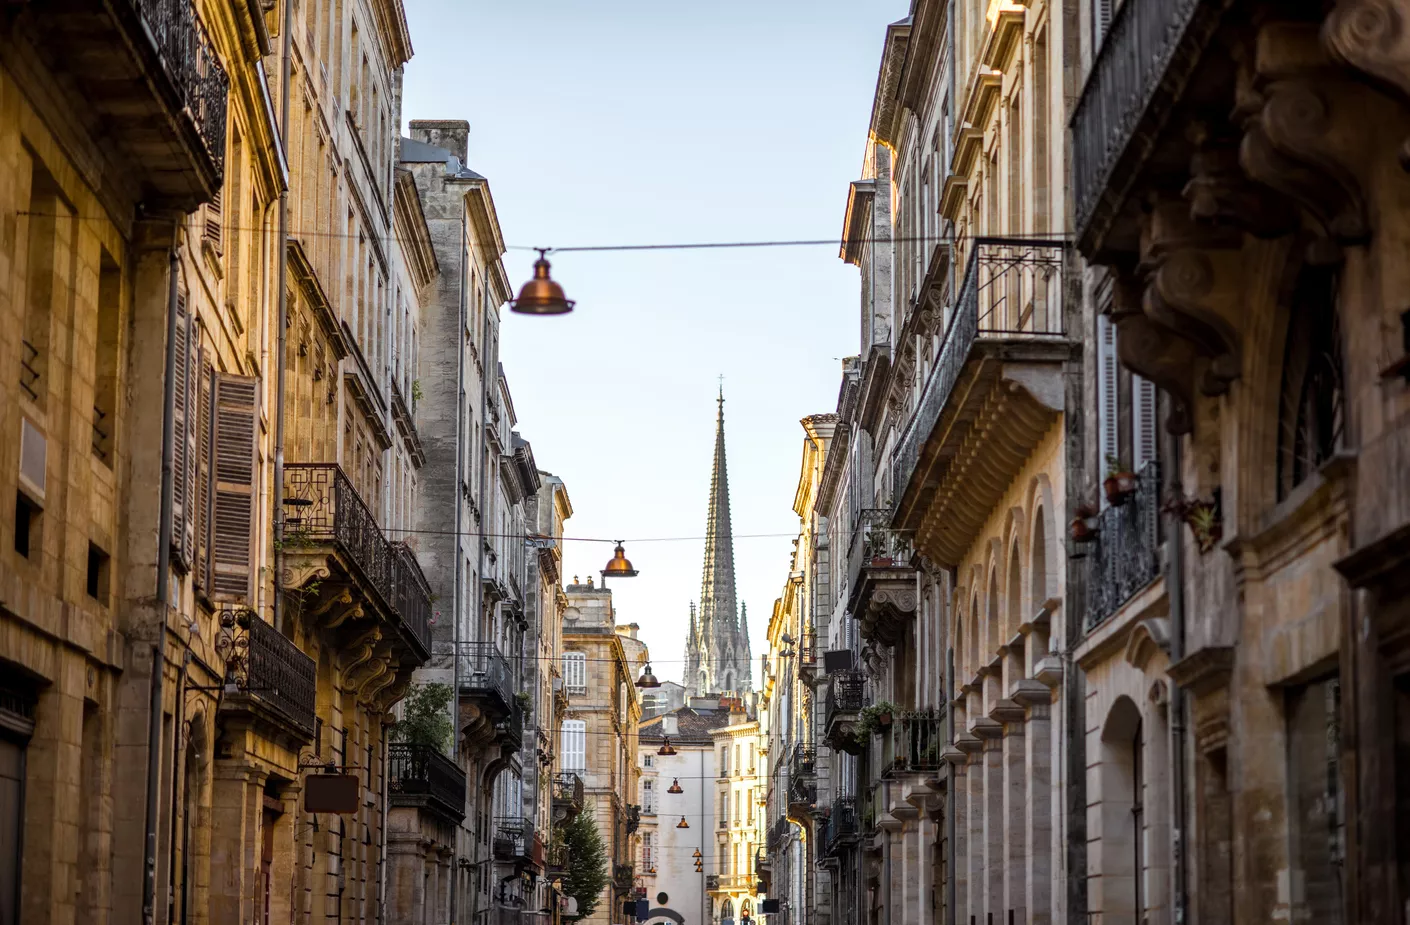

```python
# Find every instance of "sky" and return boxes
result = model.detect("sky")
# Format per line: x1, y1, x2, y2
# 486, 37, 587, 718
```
400, 1, 898, 685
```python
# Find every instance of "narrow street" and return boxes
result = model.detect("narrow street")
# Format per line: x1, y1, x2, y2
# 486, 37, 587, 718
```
2, 2, 1409, 925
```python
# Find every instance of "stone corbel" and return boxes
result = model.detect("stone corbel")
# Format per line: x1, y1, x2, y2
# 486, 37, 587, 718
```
1240, 22, 1382, 248
372, 670, 415, 716
1108, 270, 1199, 434
341, 625, 384, 681
1123, 617, 1172, 671
1141, 201, 1246, 396
1184, 125, 1298, 238
1324, 0, 1410, 165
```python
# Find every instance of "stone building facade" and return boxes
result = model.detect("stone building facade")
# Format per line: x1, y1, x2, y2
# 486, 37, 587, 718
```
708, 702, 766, 925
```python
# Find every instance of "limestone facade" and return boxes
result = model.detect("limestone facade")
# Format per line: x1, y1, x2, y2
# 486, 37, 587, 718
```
708, 706, 766, 925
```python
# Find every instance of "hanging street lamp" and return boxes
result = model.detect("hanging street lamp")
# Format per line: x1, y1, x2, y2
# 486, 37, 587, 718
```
658, 737, 677, 757
667, 779, 683, 794
636, 662, 661, 688
677, 816, 690, 829
510, 249, 575, 315
602, 541, 639, 579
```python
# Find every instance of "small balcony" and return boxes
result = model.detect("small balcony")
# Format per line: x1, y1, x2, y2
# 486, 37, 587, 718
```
545, 842, 570, 876
891, 239, 1071, 568
881, 709, 947, 778
787, 744, 817, 816
767, 817, 791, 850
797, 631, 819, 684
846, 509, 917, 648
27, 0, 228, 210
493, 817, 538, 868
219, 611, 316, 743
282, 463, 432, 660
552, 772, 585, 822
456, 641, 514, 719
613, 864, 635, 892
823, 670, 867, 756
388, 743, 467, 823
824, 797, 859, 857
626, 804, 641, 835
1085, 463, 1162, 630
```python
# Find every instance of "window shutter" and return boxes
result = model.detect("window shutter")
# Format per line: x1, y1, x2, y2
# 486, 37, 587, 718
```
1098, 313, 1120, 487
1133, 375, 1158, 472
170, 296, 197, 571
562, 720, 586, 773
182, 329, 200, 570
1096, 0, 1113, 44
204, 191, 223, 254
211, 372, 258, 602
195, 359, 215, 594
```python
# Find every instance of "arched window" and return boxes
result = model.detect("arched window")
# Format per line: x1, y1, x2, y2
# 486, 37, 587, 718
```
1007, 540, 1023, 639
1278, 263, 1344, 500
1031, 509, 1051, 655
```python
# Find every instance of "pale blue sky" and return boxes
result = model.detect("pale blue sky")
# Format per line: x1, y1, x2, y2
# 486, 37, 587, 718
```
400, 1, 898, 683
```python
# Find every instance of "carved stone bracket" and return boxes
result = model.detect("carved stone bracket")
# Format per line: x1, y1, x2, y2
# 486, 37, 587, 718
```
1108, 269, 1200, 434
1325, 0, 1410, 166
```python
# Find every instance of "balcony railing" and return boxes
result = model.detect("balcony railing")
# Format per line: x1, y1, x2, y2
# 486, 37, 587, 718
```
388, 743, 467, 822
797, 631, 818, 676
553, 772, 585, 814
493, 816, 534, 862
1072, 0, 1209, 244
824, 670, 866, 726
892, 238, 1065, 509
767, 817, 791, 849
132, 0, 230, 170
283, 464, 432, 655
457, 641, 514, 718
885, 709, 947, 776
1086, 462, 1162, 630
241, 611, 316, 737
846, 508, 908, 591
613, 864, 635, 891
626, 804, 641, 834
824, 797, 858, 855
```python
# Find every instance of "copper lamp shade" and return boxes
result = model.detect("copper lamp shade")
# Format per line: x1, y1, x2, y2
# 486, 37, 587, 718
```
657, 737, 677, 757
636, 662, 661, 689
602, 542, 638, 578
667, 779, 683, 794
510, 249, 575, 315
692, 849, 702, 859
676, 816, 690, 829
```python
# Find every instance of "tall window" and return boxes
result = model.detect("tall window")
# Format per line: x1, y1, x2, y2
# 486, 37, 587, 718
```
642, 779, 655, 814
1097, 311, 1158, 488
564, 653, 587, 694
561, 720, 586, 773
1277, 264, 1344, 500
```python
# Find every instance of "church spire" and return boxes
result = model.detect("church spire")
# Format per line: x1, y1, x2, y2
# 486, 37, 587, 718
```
686, 387, 751, 696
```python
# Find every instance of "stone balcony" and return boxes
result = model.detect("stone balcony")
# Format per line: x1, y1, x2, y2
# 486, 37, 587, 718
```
217, 610, 316, 747
823, 669, 867, 756
493, 816, 541, 870
281, 463, 433, 664
891, 238, 1072, 568
25, 0, 228, 210
455, 641, 523, 751
388, 743, 467, 824
846, 509, 917, 648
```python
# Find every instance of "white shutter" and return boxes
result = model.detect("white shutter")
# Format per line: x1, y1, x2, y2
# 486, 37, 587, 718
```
1133, 375, 1158, 472
211, 372, 258, 602
1096, 0, 1113, 44
562, 720, 586, 773
1098, 313, 1120, 487
565, 653, 586, 693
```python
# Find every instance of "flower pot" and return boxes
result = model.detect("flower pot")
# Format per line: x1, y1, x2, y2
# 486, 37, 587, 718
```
1104, 472, 1137, 506
869, 556, 894, 568
876, 712, 892, 728
1069, 517, 1097, 543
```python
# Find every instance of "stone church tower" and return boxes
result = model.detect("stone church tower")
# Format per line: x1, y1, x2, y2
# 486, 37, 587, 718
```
684, 391, 753, 696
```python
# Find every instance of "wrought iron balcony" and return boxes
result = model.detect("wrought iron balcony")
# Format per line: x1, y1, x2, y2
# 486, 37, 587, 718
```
30, 0, 228, 209
797, 631, 818, 682
767, 817, 791, 850
824, 797, 859, 856
846, 509, 916, 648
283, 464, 432, 658
493, 816, 536, 865
1086, 462, 1162, 630
220, 611, 316, 741
546, 841, 570, 875
389, 743, 467, 823
891, 239, 1070, 568
496, 693, 525, 752
824, 670, 867, 755
626, 804, 641, 834
613, 864, 635, 891
883, 709, 947, 777
1072, 0, 1215, 254
456, 641, 514, 720
552, 772, 585, 820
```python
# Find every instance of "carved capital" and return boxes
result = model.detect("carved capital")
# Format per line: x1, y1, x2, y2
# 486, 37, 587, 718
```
1326, 0, 1410, 106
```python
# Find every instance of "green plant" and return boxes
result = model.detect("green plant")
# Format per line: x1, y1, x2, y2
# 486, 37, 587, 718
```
855, 701, 901, 740
559, 802, 609, 920
393, 682, 454, 755
410, 379, 423, 403
1105, 454, 1132, 477
516, 691, 533, 715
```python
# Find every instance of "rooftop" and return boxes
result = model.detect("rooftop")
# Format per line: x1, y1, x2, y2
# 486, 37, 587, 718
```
638, 706, 732, 745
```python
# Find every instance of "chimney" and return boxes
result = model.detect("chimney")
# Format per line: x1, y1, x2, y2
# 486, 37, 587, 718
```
408, 119, 468, 163
662, 715, 679, 736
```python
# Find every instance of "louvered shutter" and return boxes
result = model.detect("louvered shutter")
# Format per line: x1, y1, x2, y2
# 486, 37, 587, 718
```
1097, 313, 1120, 498
204, 191, 223, 254
1133, 375, 1158, 472
170, 295, 192, 570
211, 372, 258, 602
194, 359, 215, 595
182, 330, 200, 570
562, 720, 586, 773
1096, 0, 1113, 44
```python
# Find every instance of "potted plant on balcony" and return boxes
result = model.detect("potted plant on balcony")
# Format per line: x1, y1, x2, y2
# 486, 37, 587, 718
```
1069, 502, 1099, 543
1104, 455, 1139, 506
392, 682, 454, 755
516, 691, 533, 715
1164, 491, 1223, 554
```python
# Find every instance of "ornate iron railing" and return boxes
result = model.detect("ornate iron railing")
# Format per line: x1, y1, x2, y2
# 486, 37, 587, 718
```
824, 670, 867, 729
824, 797, 857, 854
19, 339, 39, 402
887, 709, 946, 775
613, 863, 635, 891
1071, 0, 1207, 241
493, 816, 534, 861
790, 744, 816, 779
457, 641, 514, 717
284, 462, 391, 603
552, 772, 585, 812
626, 804, 641, 834
846, 508, 908, 592
767, 817, 791, 849
797, 631, 817, 673
244, 611, 316, 736
892, 238, 1066, 509
132, 0, 230, 172
389, 541, 432, 654
388, 743, 466, 822
1086, 462, 1162, 629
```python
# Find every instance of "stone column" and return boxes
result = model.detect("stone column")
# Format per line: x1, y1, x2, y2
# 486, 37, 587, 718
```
1000, 711, 1027, 925
266, 783, 301, 925
19, 662, 84, 925
208, 761, 267, 925
1015, 683, 1054, 925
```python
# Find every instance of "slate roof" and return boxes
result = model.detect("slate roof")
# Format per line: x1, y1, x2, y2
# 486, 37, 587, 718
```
638, 706, 731, 745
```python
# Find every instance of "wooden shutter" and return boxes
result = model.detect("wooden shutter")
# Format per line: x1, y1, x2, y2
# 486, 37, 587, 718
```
204, 191, 222, 254
1133, 375, 1158, 472
194, 359, 215, 595
562, 720, 586, 773
1097, 313, 1120, 489
1096, 0, 1113, 44
182, 330, 200, 570
211, 372, 258, 602
170, 295, 193, 570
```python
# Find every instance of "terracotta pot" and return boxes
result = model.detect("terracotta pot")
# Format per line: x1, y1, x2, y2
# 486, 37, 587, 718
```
1104, 472, 1137, 506
877, 712, 892, 728
869, 556, 894, 568
1070, 517, 1097, 543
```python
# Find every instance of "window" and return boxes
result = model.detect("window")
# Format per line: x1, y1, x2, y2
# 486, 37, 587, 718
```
86, 543, 110, 605
720, 746, 729, 776
564, 653, 587, 694
642, 780, 655, 814
643, 755, 653, 768
1285, 677, 1344, 923
1277, 264, 1344, 500
1097, 311, 1158, 490
561, 720, 586, 773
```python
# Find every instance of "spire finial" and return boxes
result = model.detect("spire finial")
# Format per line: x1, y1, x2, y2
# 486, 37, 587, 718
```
718, 374, 724, 405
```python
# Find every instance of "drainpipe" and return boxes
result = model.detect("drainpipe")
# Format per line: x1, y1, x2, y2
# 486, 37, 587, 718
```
947, 639, 956, 925
1167, 437, 1189, 925
142, 241, 182, 925
450, 205, 468, 925
271, 0, 293, 634
378, 721, 390, 925
167, 647, 193, 924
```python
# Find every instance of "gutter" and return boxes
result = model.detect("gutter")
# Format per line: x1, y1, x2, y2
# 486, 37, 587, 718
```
1167, 437, 1189, 924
